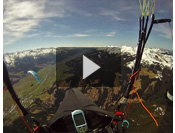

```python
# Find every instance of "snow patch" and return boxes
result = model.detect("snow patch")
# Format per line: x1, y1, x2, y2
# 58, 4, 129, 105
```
154, 107, 165, 116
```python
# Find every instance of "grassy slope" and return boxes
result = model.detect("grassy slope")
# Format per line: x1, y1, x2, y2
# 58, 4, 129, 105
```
3, 64, 56, 125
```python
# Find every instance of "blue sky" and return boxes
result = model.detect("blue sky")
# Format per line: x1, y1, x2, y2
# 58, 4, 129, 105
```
3, 0, 173, 53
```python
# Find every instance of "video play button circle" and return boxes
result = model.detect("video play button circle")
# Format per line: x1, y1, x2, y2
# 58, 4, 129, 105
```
83, 55, 101, 79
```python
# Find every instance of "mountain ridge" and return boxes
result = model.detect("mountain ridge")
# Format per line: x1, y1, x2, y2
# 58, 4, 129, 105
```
4, 46, 173, 70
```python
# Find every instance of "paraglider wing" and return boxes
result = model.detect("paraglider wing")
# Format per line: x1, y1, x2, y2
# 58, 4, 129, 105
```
27, 70, 40, 83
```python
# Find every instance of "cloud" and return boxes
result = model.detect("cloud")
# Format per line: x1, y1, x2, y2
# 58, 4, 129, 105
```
24, 33, 41, 38
99, 9, 125, 21
3, 0, 94, 45
3, 0, 43, 45
43, 33, 89, 38
98, 0, 138, 21
3, 0, 65, 45
72, 34, 89, 37
106, 32, 116, 37
154, 23, 173, 40
47, 32, 117, 38
157, 10, 169, 13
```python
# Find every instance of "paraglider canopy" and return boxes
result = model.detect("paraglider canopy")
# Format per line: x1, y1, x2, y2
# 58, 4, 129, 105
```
27, 70, 40, 83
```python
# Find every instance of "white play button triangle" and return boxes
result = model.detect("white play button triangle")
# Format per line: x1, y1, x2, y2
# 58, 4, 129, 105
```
83, 55, 100, 79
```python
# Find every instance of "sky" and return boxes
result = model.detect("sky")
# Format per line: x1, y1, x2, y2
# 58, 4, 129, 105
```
3, 0, 173, 53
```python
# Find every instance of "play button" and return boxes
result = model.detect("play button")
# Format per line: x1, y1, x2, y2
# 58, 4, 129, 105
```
56, 47, 121, 87
83, 55, 100, 79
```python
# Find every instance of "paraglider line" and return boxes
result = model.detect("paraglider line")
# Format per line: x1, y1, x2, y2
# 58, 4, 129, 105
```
133, 88, 158, 127
168, 22, 173, 41
34, 126, 39, 131
129, 70, 139, 80
11, 95, 33, 133
3, 86, 7, 94
168, 0, 173, 41
125, 70, 158, 127
124, 83, 135, 120
148, 0, 159, 16
125, 70, 139, 119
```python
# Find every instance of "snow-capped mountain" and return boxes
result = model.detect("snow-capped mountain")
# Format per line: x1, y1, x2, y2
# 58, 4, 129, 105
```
100, 46, 173, 70
4, 48, 56, 66
4, 46, 173, 70
121, 46, 173, 70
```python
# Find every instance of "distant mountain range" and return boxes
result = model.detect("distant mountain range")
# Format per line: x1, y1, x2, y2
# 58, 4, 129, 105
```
4, 46, 173, 70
